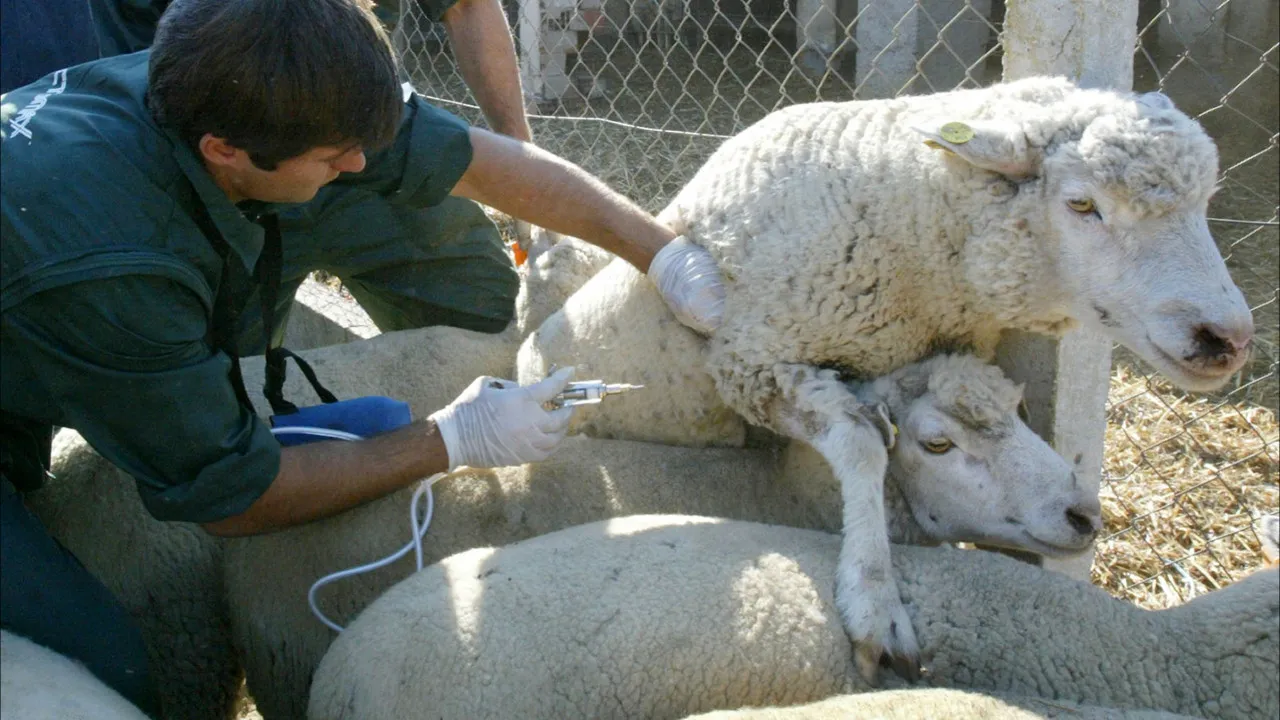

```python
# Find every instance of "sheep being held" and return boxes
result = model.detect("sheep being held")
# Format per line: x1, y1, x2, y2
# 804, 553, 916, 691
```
518, 76, 1256, 676
309, 516, 1279, 720
226, 352, 1096, 719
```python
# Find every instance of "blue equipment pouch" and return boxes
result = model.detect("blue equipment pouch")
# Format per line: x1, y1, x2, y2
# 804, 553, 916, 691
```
270, 396, 412, 447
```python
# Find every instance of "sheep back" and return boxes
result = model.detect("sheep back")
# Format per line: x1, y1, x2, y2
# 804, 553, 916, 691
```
310, 515, 1279, 720
225, 436, 841, 719
680, 687, 1197, 719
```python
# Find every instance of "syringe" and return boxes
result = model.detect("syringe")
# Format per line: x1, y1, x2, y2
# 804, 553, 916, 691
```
549, 380, 645, 409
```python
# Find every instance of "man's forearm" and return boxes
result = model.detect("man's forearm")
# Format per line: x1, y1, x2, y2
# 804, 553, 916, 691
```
452, 129, 675, 271
201, 420, 449, 537
442, 0, 532, 142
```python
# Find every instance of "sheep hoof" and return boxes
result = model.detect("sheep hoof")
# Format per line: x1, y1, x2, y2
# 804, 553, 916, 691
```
854, 640, 923, 686
847, 591, 923, 685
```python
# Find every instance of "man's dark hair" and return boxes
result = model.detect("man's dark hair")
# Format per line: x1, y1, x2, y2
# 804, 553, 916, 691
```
148, 0, 402, 170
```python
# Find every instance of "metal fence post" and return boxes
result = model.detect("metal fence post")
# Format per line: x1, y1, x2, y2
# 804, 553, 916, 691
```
995, 0, 1140, 582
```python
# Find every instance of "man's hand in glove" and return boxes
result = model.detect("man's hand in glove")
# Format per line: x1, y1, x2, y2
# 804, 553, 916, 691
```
647, 236, 726, 335
429, 367, 577, 471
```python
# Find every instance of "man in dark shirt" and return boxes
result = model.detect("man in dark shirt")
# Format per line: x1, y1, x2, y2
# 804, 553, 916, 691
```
0, 0, 725, 713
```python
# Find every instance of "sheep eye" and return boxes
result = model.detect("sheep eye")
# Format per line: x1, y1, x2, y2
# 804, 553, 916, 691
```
921, 438, 953, 454
1067, 198, 1097, 215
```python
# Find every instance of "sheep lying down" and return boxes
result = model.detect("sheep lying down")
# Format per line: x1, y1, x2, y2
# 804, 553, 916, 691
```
519, 76, 1257, 676
309, 515, 1279, 720
681, 687, 1196, 719
227, 353, 1097, 718
26, 429, 239, 720
0, 630, 151, 720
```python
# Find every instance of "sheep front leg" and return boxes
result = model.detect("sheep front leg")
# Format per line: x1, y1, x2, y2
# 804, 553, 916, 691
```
766, 364, 922, 683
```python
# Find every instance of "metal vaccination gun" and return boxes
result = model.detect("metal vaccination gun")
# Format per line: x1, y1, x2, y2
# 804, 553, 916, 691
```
547, 380, 645, 409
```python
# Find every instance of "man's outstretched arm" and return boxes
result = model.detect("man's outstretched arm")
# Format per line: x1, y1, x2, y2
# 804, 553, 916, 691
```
451, 128, 725, 332
451, 128, 672, 272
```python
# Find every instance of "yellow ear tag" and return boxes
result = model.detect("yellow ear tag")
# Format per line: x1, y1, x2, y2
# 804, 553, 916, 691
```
939, 122, 974, 144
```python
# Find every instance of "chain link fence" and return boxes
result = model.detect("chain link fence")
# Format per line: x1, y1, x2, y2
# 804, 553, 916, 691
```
391, 0, 1278, 608
1096, 0, 1278, 608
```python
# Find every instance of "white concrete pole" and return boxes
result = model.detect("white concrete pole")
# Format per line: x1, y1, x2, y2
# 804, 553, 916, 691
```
855, 0, 920, 97
797, 0, 840, 74
1003, 0, 1139, 90
997, 0, 1139, 582
518, 0, 545, 101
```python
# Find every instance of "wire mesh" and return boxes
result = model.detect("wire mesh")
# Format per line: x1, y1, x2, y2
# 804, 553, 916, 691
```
392, 0, 1278, 607
1097, 0, 1279, 608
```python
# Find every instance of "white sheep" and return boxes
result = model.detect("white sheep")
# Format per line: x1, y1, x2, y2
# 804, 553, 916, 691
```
518, 76, 1256, 674
0, 630, 151, 720
511, 231, 614, 338
680, 687, 1196, 719
25, 429, 240, 720
308, 515, 1280, 720
225, 351, 1095, 718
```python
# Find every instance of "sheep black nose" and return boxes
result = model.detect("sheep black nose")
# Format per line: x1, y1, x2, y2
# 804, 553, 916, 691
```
1189, 322, 1253, 364
1065, 504, 1100, 537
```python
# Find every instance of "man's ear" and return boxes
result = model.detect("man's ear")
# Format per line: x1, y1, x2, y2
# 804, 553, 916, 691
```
910, 119, 1040, 180
198, 133, 247, 169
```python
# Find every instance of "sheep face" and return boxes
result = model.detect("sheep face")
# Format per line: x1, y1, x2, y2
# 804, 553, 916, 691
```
919, 91, 1254, 391
1045, 98, 1253, 391
874, 356, 1099, 557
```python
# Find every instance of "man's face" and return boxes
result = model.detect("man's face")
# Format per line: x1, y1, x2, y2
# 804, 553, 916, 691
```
240, 145, 368, 203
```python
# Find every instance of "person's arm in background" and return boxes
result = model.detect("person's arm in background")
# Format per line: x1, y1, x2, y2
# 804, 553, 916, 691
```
439, 0, 533, 142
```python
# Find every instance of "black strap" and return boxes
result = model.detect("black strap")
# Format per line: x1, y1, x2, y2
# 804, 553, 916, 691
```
196, 203, 256, 412
256, 214, 339, 416
202, 209, 339, 416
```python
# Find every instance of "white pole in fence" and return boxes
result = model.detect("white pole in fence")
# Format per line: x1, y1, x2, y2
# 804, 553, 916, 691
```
796, 0, 840, 75
518, 0, 545, 102
854, 0, 920, 97
995, 0, 1140, 582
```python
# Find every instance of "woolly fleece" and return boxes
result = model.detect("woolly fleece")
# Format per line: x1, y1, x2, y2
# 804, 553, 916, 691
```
309, 516, 1279, 720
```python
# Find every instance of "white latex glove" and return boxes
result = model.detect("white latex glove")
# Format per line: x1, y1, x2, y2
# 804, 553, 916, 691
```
646, 236, 726, 335
429, 367, 577, 471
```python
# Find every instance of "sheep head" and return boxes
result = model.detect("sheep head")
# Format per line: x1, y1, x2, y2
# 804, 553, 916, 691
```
915, 86, 1254, 392
859, 354, 1100, 557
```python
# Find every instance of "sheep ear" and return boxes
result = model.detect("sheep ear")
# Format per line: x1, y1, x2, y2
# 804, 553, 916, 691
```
911, 120, 1039, 180
1136, 91, 1176, 111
